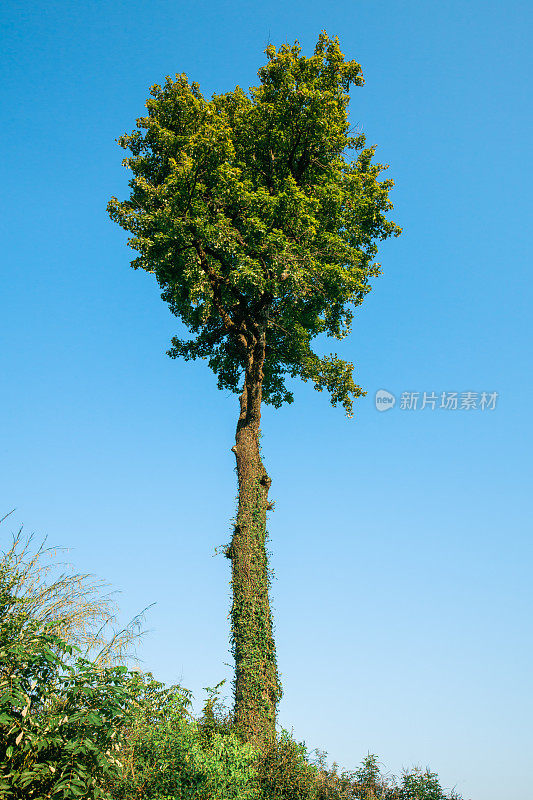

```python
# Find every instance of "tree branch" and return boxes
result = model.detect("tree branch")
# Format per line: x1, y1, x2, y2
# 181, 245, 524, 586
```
193, 241, 248, 350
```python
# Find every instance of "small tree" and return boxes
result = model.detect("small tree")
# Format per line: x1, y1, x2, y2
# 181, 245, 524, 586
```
108, 32, 400, 743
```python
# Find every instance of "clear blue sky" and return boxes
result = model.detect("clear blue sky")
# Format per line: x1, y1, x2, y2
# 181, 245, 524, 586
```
1, 2, 531, 798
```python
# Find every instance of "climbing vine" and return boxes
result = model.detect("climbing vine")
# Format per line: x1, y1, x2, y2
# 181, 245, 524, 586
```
228, 468, 282, 743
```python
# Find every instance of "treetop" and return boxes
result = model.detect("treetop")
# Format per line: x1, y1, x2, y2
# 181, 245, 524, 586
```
108, 32, 400, 415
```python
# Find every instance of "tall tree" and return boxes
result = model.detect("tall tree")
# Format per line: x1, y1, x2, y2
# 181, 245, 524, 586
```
108, 32, 400, 744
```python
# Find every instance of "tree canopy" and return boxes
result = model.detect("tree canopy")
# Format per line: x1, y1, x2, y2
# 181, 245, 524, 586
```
108, 32, 400, 416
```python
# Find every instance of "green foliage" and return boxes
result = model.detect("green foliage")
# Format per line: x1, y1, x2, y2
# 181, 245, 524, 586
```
255, 728, 320, 799
197, 679, 234, 742
230, 478, 281, 742
108, 31, 401, 415
310, 753, 465, 800
0, 543, 132, 800
108, 671, 260, 800
396, 766, 464, 800
105, 676, 466, 800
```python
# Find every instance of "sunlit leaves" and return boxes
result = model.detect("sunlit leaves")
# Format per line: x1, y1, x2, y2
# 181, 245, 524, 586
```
108, 32, 400, 415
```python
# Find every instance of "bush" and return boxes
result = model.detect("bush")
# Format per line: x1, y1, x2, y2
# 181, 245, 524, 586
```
254, 728, 321, 800
396, 766, 464, 800
0, 549, 132, 799
108, 671, 260, 800
310, 753, 465, 800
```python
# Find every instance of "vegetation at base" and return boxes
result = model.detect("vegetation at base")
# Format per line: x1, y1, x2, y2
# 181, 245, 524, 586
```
0, 527, 133, 799
105, 681, 466, 800
1, 524, 467, 800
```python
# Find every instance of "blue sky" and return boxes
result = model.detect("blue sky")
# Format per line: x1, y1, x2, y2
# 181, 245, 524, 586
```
1, 1, 531, 797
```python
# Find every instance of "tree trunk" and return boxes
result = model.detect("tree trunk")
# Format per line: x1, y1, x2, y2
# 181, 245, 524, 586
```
227, 330, 282, 744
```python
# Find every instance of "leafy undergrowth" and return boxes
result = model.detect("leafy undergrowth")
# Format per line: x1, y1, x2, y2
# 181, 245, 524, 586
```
104, 674, 466, 800
1, 525, 467, 800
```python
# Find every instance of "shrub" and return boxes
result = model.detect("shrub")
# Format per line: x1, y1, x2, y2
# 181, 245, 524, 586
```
255, 728, 321, 800
310, 753, 465, 800
108, 671, 260, 800
0, 561, 132, 798
0, 521, 148, 799
396, 766, 464, 800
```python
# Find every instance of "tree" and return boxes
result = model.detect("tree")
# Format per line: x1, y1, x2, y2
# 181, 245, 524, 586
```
108, 31, 400, 744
